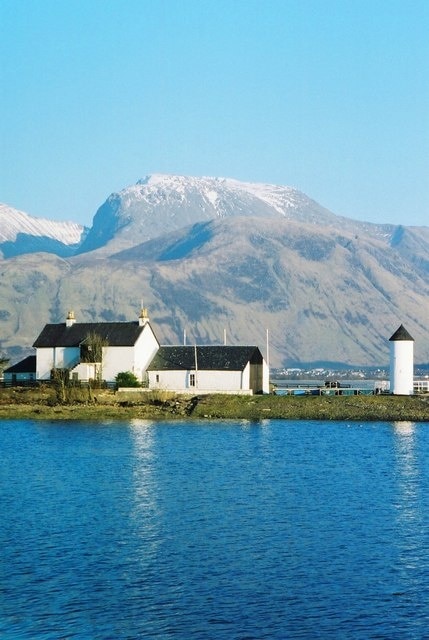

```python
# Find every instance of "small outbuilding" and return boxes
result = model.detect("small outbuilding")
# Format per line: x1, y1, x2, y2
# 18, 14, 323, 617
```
147, 345, 269, 394
3, 355, 36, 385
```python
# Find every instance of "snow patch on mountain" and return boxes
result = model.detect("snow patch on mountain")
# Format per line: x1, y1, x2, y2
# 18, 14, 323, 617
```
0, 203, 85, 245
102, 175, 401, 247
230, 179, 307, 215
80, 173, 362, 256
118, 174, 314, 220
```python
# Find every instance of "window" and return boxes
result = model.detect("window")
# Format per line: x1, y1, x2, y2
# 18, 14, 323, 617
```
190, 373, 195, 387
156, 374, 159, 383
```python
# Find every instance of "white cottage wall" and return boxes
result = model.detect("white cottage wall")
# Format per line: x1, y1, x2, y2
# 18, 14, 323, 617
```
36, 348, 54, 380
196, 370, 244, 391
72, 362, 97, 381
133, 327, 159, 380
102, 346, 135, 382
97, 327, 159, 383
242, 363, 251, 390
148, 370, 186, 391
262, 360, 270, 394
36, 346, 80, 380
148, 369, 246, 393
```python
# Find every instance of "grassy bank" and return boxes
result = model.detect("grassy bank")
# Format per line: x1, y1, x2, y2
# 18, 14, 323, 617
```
193, 393, 429, 421
0, 387, 428, 422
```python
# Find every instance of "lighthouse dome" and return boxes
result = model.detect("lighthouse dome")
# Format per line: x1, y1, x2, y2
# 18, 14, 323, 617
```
389, 324, 414, 342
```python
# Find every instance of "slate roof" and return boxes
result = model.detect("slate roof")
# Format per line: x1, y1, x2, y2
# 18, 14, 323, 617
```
147, 345, 263, 371
4, 355, 36, 374
389, 324, 415, 342
33, 322, 147, 348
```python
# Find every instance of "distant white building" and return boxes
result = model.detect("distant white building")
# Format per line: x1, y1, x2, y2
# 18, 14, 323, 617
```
389, 324, 414, 395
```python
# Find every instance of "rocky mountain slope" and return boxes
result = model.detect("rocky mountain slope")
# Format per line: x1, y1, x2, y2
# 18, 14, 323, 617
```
0, 175, 428, 367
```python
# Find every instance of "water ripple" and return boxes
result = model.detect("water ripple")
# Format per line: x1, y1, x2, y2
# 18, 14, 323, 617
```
1, 419, 428, 639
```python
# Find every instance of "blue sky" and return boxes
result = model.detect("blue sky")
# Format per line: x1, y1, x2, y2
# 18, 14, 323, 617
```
1, 0, 428, 227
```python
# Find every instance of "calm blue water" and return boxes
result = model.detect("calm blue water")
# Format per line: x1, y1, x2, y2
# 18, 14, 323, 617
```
1, 419, 428, 640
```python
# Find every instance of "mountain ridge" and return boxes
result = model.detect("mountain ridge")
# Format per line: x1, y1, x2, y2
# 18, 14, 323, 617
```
0, 203, 87, 258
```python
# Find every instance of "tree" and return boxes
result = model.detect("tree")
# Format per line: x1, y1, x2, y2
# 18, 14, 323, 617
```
0, 355, 9, 378
115, 371, 140, 388
81, 332, 109, 382
51, 367, 70, 403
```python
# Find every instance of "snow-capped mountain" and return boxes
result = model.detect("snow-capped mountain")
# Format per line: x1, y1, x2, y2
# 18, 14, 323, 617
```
0, 204, 87, 258
77, 174, 347, 254
78, 174, 401, 256
0, 174, 428, 367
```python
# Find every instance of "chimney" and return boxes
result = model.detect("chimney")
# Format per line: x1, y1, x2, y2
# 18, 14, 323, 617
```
66, 310, 76, 327
139, 307, 149, 326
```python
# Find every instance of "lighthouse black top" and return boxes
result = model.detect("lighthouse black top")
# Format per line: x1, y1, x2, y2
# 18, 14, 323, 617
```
389, 325, 415, 341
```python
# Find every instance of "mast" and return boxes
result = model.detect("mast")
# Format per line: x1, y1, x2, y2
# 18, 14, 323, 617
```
194, 343, 198, 389
266, 328, 270, 370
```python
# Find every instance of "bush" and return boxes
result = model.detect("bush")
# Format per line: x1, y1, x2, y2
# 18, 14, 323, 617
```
115, 371, 141, 388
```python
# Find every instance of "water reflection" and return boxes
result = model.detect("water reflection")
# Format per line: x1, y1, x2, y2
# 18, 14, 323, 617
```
128, 420, 162, 561
393, 421, 418, 502
2, 419, 429, 639
393, 421, 416, 437
392, 421, 425, 583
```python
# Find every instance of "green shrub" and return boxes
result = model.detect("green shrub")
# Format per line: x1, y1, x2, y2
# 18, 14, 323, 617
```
115, 371, 141, 388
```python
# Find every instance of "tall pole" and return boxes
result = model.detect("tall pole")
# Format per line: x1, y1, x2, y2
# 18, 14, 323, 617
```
266, 328, 270, 370
224, 328, 227, 345
266, 328, 270, 394
184, 329, 186, 346
194, 343, 198, 389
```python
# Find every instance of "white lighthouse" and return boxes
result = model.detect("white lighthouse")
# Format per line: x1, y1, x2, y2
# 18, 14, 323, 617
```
389, 324, 414, 395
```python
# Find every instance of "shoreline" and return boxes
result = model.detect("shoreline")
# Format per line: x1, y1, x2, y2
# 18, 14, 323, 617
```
0, 389, 428, 422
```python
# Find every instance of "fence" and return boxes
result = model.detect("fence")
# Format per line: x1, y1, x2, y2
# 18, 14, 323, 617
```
1, 379, 116, 390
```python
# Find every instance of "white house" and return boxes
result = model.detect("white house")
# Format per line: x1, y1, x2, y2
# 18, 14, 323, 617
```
147, 345, 270, 394
32, 309, 159, 384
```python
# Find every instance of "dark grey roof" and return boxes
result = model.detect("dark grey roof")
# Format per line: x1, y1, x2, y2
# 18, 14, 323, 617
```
389, 324, 415, 342
147, 345, 263, 371
33, 322, 148, 348
4, 355, 36, 374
